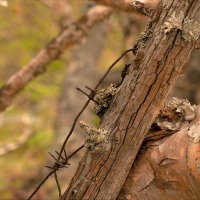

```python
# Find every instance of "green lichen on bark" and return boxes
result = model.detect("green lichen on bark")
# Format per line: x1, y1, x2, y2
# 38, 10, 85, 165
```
133, 22, 153, 53
79, 121, 108, 151
162, 11, 200, 42
154, 98, 200, 143
137, 29, 153, 49
94, 84, 117, 117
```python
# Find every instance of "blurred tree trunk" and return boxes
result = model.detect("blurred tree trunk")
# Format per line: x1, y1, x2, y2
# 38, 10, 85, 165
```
62, 1, 200, 199
171, 49, 200, 104
120, 12, 147, 63
102, 13, 147, 88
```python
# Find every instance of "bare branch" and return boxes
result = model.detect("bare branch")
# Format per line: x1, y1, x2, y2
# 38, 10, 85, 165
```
92, 0, 150, 22
92, 0, 133, 12
0, 5, 112, 112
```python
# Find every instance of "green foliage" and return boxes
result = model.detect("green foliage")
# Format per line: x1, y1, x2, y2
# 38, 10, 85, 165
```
26, 80, 60, 102
0, 1, 64, 197
28, 130, 53, 149
0, 120, 25, 144
93, 114, 101, 127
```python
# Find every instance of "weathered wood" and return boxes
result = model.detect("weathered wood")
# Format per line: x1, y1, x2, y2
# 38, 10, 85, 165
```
62, 0, 200, 199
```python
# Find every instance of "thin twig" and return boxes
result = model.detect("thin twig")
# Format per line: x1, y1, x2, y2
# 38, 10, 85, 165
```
0, 5, 112, 113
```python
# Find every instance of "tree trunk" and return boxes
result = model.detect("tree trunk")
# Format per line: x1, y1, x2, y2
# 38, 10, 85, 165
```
62, 1, 200, 199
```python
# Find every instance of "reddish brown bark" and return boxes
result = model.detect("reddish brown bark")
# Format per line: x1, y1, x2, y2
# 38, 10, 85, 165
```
62, 0, 200, 199
118, 120, 200, 200
118, 98, 200, 199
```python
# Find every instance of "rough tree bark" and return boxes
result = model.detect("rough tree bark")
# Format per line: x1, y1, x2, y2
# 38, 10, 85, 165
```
62, 1, 200, 200
92, 0, 135, 12
118, 98, 200, 200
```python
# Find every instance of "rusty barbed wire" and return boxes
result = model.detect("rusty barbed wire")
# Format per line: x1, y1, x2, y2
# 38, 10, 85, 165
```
27, 48, 134, 200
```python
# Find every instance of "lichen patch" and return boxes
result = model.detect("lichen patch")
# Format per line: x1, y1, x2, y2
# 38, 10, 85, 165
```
94, 84, 117, 117
188, 123, 200, 143
162, 11, 200, 42
154, 97, 195, 131
162, 11, 184, 34
182, 17, 200, 42
79, 121, 109, 151
137, 29, 153, 49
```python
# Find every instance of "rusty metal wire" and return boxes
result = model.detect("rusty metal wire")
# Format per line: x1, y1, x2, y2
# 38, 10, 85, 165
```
27, 48, 133, 200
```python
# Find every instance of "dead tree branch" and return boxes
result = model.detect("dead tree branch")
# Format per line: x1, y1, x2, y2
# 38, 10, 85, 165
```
62, 0, 200, 199
92, 0, 133, 12
0, 5, 112, 112
92, 0, 147, 20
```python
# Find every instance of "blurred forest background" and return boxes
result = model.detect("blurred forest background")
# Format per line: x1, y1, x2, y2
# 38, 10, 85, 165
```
0, 0, 199, 199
